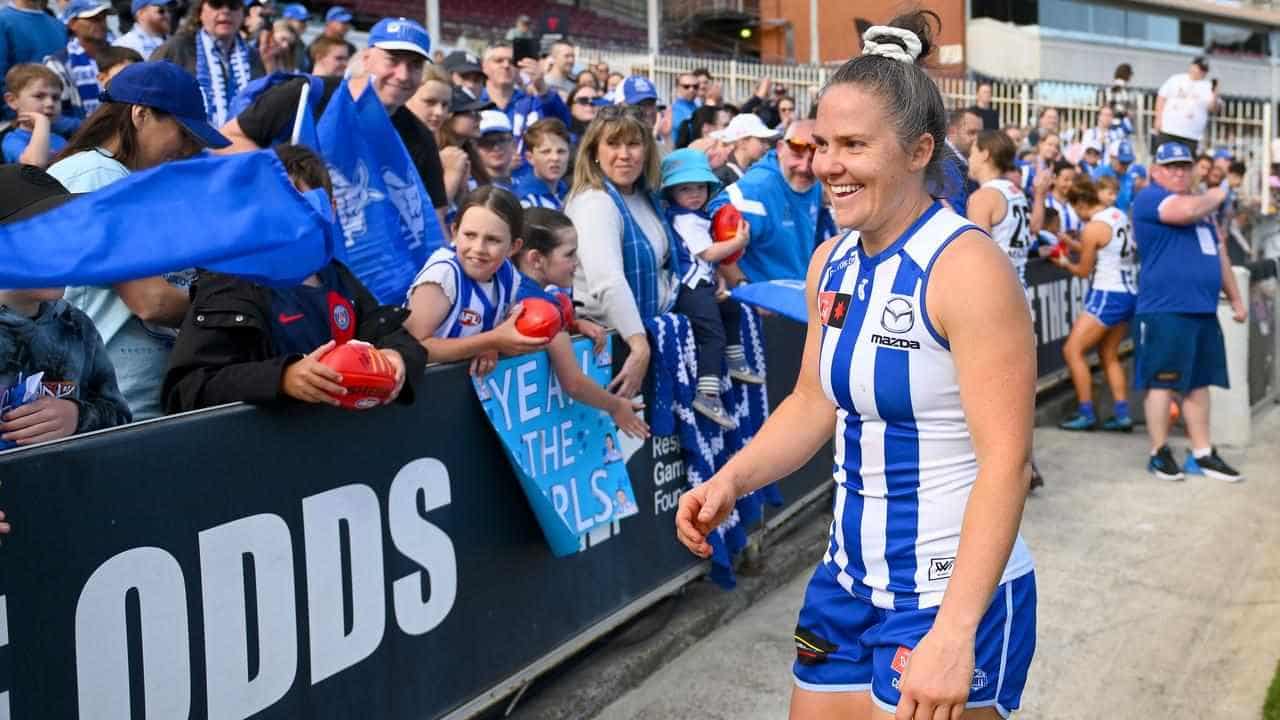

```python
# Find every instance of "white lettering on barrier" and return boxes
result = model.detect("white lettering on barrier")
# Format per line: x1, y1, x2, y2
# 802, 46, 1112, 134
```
71, 458, 458, 718
303, 485, 386, 684
75, 546, 191, 719
388, 458, 457, 636
516, 360, 539, 423
199, 514, 297, 720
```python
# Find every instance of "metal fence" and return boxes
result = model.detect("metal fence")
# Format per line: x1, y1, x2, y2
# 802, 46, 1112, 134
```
577, 46, 1274, 210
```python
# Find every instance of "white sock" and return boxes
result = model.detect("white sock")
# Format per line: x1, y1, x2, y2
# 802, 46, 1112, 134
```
1192, 447, 1212, 459
697, 376, 720, 396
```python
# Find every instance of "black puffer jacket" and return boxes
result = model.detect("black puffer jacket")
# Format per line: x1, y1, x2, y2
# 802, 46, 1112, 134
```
162, 262, 427, 413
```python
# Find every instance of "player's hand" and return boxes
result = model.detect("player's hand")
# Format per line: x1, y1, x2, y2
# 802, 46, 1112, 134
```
894, 625, 976, 720
0, 397, 79, 445
675, 474, 738, 557
0, 510, 10, 535
1231, 297, 1247, 323
611, 397, 649, 440
282, 340, 345, 406
379, 348, 406, 403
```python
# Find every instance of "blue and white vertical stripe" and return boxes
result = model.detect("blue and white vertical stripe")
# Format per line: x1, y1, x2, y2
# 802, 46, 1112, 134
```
645, 306, 775, 589
1044, 195, 1081, 236
816, 203, 1033, 610
411, 247, 520, 338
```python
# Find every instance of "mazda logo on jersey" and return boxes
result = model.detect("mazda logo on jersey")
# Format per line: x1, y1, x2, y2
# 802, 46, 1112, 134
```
881, 296, 914, 333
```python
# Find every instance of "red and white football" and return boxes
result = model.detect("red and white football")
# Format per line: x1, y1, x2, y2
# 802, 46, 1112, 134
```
712, 203, 744, 265
319, 340, 397, 410
515, 298, 564, 340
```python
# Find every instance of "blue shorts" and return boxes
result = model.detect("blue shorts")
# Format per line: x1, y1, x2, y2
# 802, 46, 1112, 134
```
793, 565, 1036, 718
1133, 312, 1228, 392
1084, 289, 1136, 328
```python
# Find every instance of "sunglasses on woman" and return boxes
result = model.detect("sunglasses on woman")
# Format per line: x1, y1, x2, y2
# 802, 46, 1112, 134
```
574, 96, 597, 106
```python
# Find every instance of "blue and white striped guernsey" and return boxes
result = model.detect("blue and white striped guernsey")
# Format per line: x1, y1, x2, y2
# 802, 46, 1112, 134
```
409, 247, 522, 338
816, 202, 1034, 611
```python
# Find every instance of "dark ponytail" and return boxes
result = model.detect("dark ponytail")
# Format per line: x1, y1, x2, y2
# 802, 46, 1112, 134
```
822, 10, 947, 190
453, 186, 524, 244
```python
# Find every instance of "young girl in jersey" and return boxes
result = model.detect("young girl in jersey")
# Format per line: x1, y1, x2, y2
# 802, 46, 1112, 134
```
678, 12, 1037, 720
1056, 174, 1137, 431
405, 186, 552, 376
1044, 159, 1083, 247
514, 208, 649, 439
659, 148, 759, 430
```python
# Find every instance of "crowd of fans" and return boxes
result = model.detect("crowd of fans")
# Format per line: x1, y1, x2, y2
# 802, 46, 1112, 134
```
0, 3, 1273, 490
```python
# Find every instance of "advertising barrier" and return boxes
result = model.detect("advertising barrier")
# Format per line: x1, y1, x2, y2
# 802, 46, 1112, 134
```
1026, 257, 1093, 382
0, 315, 829, 720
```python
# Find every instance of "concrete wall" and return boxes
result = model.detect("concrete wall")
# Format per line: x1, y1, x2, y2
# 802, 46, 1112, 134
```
967, 17, 1280, 98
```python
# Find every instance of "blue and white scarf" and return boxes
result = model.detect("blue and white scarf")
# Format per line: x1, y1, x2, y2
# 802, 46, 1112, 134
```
601, 179, 681, 320
64, 38, 101, 117
194, 29, 253, 128
645, 307, 777, 589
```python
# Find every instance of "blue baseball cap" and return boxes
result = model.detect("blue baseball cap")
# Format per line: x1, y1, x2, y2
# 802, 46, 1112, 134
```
1155, 141, 1194, 165
660, 148, 720, 194
617, 76, 658, 106
60, 0, 113, 22
325, 5, 352, 22
101, 62, 230, 149
1130, 163, 1148, 180
131, 0, 170, 15
1114, 139, 1135, 164
281, 3, 308, 20
369, 17, 431, 59
1212, 147, 1233, 161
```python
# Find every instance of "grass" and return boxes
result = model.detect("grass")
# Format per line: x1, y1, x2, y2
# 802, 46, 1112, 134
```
1265, 658, 1280, 720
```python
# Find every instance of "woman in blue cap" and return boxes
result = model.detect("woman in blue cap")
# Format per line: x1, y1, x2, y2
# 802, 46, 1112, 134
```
660, 147, 758, 429
47, 61, 231, 422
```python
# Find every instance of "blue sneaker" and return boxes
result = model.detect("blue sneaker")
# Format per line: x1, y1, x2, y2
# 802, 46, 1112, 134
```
1059, 413, 1097, 431
1148, 445, 1184, 481
1185, 448, 1243, 482
1101, 416, 1133, 432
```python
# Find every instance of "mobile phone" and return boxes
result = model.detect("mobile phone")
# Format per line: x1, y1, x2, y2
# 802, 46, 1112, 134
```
513, 37, 540, 65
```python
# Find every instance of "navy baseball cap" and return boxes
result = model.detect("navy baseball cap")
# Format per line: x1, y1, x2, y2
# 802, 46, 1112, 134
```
1155, 141, 1194, 165
281, 3, 308, 20
325, 5, 351, 22
369, 17, 431, 59
1213, 147, 1233, 161
1114, 139, 1135, 164
617, 76, 657, 106
131, 0, 170, 15
101, 62, 230, 149
60, 0, 113, 22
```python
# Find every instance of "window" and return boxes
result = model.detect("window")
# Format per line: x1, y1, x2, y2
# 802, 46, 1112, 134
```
971, 0, 1037, 26
1180, 20, 1205, 47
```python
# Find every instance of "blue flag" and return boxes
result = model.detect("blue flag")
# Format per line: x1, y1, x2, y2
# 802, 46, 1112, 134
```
730, 279, 808, 324
316, 80, 444, 303
0, 151, 336, 288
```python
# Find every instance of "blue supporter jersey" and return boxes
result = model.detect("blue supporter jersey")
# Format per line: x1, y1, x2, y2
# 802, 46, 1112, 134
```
1, 126, 66, 163
515, 174, 567, 210
707, 150, 836, 282
0, 7, 67, 117
481, 86, 571, 170
1131, 183, 1222, 315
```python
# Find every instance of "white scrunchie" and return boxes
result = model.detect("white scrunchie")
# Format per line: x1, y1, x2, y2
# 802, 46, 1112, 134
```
861, 25, 923, 63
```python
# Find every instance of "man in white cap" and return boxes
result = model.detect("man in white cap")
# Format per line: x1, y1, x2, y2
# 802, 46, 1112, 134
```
710, 112, 779, 187
221, 17, 450, 234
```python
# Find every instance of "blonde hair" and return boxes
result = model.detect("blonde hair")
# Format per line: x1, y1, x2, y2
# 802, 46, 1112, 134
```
421, 63, 450, 87
570, 112, 661, 197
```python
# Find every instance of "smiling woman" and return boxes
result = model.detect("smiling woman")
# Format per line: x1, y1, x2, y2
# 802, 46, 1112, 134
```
676, 10, 1040, 720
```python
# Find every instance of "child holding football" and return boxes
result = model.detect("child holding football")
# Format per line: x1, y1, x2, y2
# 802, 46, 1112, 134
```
162, 145, 426, 412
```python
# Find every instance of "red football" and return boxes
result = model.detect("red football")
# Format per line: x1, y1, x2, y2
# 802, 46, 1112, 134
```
552, 291, 576, 331
712, 203, 744, 265
515, 298, 563, 340
319, 340, 397, 410
1048, 243, 1068, 261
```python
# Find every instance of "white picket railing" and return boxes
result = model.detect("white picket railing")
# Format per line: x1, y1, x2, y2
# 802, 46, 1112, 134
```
577, 46, 1274, 211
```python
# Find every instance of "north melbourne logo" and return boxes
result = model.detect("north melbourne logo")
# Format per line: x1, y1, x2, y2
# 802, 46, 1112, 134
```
881, 296, 914, 333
